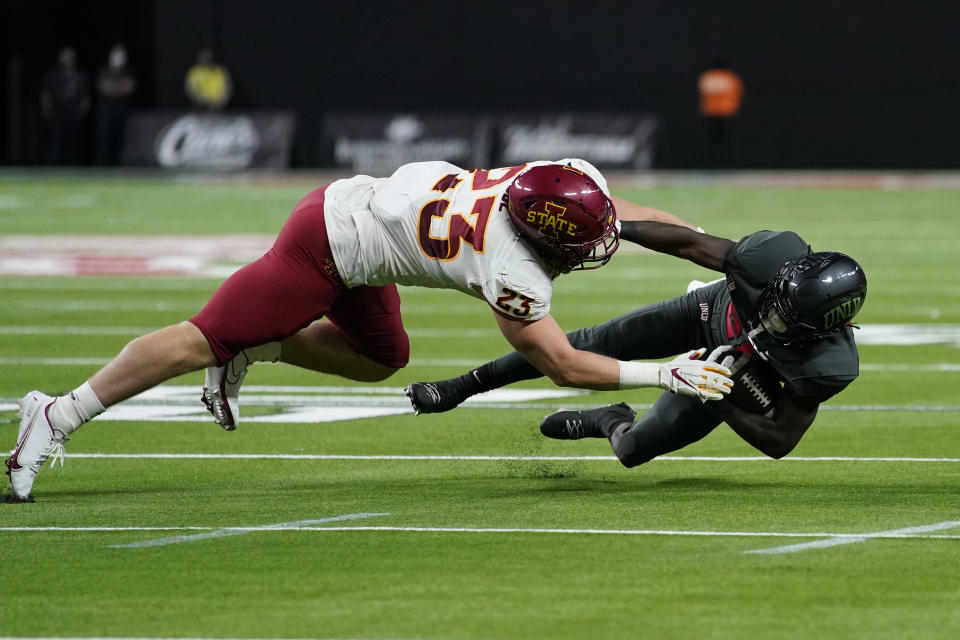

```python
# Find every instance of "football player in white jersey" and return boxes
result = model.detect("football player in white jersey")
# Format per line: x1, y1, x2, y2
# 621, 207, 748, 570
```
6, 160, 732, 501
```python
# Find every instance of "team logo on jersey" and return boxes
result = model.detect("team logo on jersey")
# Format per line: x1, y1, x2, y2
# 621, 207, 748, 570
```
526, 202, 578, 239
823, 295, 864, 330
699, 302, 710, 322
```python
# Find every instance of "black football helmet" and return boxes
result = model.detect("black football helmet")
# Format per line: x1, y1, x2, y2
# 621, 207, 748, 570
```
746, 252, 867, 356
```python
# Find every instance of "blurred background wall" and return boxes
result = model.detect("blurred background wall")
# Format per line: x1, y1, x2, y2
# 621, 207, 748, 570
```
2, 0, 958, 168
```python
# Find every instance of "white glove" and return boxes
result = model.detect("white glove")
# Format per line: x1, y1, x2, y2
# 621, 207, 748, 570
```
659, 348, 733, 401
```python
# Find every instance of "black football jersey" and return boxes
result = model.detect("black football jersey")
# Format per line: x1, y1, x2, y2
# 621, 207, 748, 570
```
716, 230, 859, 402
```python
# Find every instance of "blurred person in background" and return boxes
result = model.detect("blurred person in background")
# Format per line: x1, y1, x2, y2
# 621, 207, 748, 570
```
94, 44, 137, 166
185, 47, 232, 111
41, 46, 91, 165
698, 57, 744, 168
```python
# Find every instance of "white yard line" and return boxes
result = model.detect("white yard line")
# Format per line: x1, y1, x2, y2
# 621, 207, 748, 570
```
53, 453, 960, 463
107, 512, 389, 549
745, 520, 960, 555
3, 323, 960, 345
287, 526, 960, 541
0, 637, 421, 640
2, 524, 957, 544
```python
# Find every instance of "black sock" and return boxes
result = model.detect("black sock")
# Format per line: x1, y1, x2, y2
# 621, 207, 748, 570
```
448, 368, 490, 400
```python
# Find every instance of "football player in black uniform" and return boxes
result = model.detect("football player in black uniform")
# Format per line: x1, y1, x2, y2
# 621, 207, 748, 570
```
406, 222, 867, 467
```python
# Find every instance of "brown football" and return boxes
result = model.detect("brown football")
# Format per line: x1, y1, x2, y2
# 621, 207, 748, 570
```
708, 347, 782, 417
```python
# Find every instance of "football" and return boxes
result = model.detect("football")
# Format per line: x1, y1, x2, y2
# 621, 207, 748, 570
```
710, 347, 782, 417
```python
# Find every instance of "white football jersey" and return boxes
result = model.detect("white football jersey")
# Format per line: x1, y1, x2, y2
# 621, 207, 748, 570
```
323, 159, 609, 322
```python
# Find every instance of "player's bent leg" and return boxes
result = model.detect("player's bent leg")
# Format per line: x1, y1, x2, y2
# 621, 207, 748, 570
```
190, 217, 349, 428
608, 392, 722, 468
280, 320, 401, 381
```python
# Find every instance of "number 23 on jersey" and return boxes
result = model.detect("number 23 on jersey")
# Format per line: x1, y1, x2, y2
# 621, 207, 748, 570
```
416, 165, 525, 261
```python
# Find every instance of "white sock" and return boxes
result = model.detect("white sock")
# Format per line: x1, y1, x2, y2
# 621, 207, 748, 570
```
48, 381, 105, 435
244, 342, 281, 363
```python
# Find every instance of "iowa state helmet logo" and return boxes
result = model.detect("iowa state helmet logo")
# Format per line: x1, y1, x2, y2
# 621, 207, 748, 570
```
525, 202, 579, 239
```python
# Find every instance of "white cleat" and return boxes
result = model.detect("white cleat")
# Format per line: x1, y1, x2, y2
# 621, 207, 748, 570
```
201, 351, 250, 430
5, 391, 68, 502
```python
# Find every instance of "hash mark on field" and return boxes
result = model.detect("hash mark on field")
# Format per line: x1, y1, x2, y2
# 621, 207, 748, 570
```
107, 512, 389, 549
745, 520, 960, 555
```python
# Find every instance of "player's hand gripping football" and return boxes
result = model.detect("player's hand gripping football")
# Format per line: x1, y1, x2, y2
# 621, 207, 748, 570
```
659, 348, 733, 401
704, 344, 751, 375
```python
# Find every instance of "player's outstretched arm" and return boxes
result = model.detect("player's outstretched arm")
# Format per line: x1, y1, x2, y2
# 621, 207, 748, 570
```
493, 312, 622, 390
618, 221, 735, 272
709, 386, 819, 458
494, 311, 731, 396
406, 306, 673, 414
610, 197, 700, 229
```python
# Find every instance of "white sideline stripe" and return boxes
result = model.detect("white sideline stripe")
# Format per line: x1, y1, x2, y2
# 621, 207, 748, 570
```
745, 520, 960, 555
3, 525, 958, 542
61, 453, 960, 463
107, 512, 389, 549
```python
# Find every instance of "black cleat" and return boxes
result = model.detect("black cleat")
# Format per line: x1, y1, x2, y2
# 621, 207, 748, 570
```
540, 402, 636, 440
405, 380, 464, 415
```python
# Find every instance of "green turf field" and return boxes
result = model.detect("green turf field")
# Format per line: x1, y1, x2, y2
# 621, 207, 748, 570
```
1, 174, 958, 639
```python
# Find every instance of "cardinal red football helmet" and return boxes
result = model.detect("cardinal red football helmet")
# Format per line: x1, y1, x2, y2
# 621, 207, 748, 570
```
504, 164, 619, 274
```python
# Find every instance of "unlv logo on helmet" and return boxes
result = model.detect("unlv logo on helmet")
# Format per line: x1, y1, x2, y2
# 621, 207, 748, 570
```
823, 295, 864, 330
504, 164, 619, 273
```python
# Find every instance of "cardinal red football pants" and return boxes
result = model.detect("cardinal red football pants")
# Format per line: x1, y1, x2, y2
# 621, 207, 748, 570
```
190, 186, 410, 368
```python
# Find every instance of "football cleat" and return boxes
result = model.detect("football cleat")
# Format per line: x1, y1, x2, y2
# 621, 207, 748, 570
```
405, 379, 466, 415
201, 351, 250, 430
539, 402, 636, 440
5, 391, 69, 501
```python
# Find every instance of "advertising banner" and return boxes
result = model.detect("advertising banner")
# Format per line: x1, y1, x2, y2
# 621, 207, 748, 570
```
318, 111, 657, 172
494, 113, 659, 170
120, 111, 296, 169
320, 112, 491, 175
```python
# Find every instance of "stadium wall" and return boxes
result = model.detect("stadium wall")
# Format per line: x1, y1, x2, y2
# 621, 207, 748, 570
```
2, 0, 958, 169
